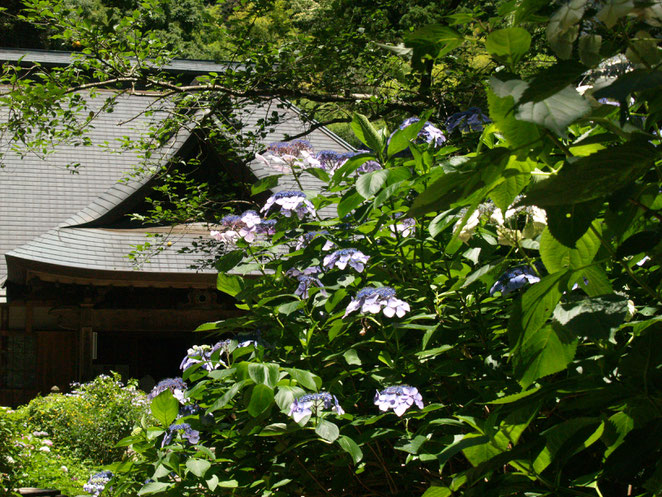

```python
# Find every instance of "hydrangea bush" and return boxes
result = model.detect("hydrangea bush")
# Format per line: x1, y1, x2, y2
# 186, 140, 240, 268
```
106, 5, 662, 497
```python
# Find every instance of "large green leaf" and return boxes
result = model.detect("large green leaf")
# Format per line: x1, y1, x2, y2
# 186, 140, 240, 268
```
546, 0, 586, 59
315, 419, 340, 442
351, 113, 383, 156
540, 222, 601, 272
186, 458, 211, 478
533, 418, 603, 473
520, 141, 657, 206
519, 61, 587, 103
138, 482, 172, 496
251, 174, 281, 195
215, 250, 245, 272
217, 273, 243, 297
387, 118, 426, 158
421, 487, 452, 497
337, 188, 364, 218
405, 24, 464, 68
553, 294, 630, 340
593, 69, 662, 101
516, 86, 590, 136
248, 383, 275, 417
338, 435, 363, 463
285, 368, 322, 391
597, 0, 636, 28
356, 169, 389, 199
545, 201, 601, 248
513, 323, 578, 388
487, 87, 541, 151
150, 390, 179, 427
248, 363, 280, 388
485, 28, 531, 67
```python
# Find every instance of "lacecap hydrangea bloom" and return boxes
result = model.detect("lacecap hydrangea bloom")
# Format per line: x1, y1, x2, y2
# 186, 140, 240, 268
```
255, 140, 315, 173
323, 248, 370, 272
83, 470, 113, 497
398, 117, 446, 147
295, 230, 335, 251
180, 344, 225, 371
162, 422, 200, 447
261, 190, 316, 219
148, 377, 187, 404
210, 210, 275, 244
374, 385, 424, 416
490, 264, 544, 296
288, 392, 345, 422
446, 107, 491, 133
389, 217, 416, 237
344, 286, 410, 318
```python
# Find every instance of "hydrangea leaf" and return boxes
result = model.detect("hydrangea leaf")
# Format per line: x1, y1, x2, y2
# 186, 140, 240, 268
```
545, 200, 601, 248
570, 265, 613, 297
338, 435, 363, 464
487, 87, 541, 151
519, 61, 587, 104
274, 386, 305, 412
186, 458, 211, 478
285, 368, 322, 391
337, 188, 364, 218
351, 113, 384, 157
216, 273, 243, 297
552, 294, 630, 340
387, 118, 426, 158
461, 433, 503, 466
596, 0, 634, 28
248, 383, 275, 417
137, 482, 172, 496
532, 418, 603, 473
546, 0, 586, 59
248, 363, 280, 388
578, 34, 602, 67
251, 174, 281, 196
215, 250, 245, 272
315, 419, 340, 442
356, 169, 389, 199
207, 379, 251, 413
489, 158, 536, 211
516, 86, 590, 136
485, 27, 531, 67
593, 69, 662, 101
421, 486, 452, 497
519, 140, 657, 206
150, 390, 179, 427
513, 323, 578, 388
540, 222, 600, 272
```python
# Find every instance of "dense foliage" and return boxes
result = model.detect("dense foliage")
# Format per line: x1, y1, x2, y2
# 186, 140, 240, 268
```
2, 0, 662, 496
16, 373, 149, 464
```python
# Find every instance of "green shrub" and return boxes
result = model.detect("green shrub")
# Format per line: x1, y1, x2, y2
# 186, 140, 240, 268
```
18, 372, 148, 464
0, 406, 21, 496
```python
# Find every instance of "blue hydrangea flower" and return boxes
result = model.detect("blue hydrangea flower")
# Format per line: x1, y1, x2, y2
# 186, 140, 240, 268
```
294, 275, 328, 299
211, 210, 274, 244
344, 287, 410, 318
256, 140, 317, 172
323, 248, 370, 272
162, 422, 200, 447
261, 190, 316, 219
490, 264, 542, 296
180, 344, 226, 372
288, 392, 345, 423
445, 107, 491, 133
148, 378, 187, 404
398, 117, 446, 147
315, 150, 354, 172
83, 471, 113, 497
374, 385, 424, 416
267, 140, 313, 156
295, 230, 335, 251
389, 217, 416, 237
357, 160, 382, 173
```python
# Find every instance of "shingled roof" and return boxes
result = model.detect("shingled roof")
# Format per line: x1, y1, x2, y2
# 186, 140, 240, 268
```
1, 52, 353, 301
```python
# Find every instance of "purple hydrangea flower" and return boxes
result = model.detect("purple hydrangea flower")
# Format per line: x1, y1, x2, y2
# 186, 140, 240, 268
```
267, 140, 313, 156
180, 344, 225, 372
148, 378, 187, 404
256, 140, 316, 172
295, 230, 335, 251
399, 117, 446, 147
357, 160, 382, 174
294, 275, 328, 299
261, 190, 316, 219
323, 248, 370, 272
83, 471, 113, 497
288, 392, 345, 423
445, 107, 491, 133
162, 423, 200, 447
344, 287, 410, 318
211, 210, 274, 243
315, 150, 354, 172
389, 217, 416, 237
374, 385, 424, 416
489, 264, 542, 296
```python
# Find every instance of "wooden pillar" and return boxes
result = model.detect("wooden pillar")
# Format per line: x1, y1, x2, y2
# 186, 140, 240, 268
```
78, 303, 93, 381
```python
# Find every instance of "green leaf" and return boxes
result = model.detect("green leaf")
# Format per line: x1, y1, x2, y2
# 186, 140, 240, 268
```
578, 34, 602, 67
485, 27, 531, 67
597, 0, 635, 28
251, 174, 281, 195
351, 113, 383, 156
337, 188, 364, 218
150, 390, 179, 427
519, 61, 587, 104
207, 379, 250, 413
570, 265, 613, 297
248, 383, 275, 417
516, 86, 590, 136
421, 487, 452, 497
277, 300, 305, 315
487, 85, 541, 151
546, 0, 586, 59
616, 230, 662, 258
356, 169, 389, 199
593, 69, 662, 101
521, 141, 657, 206
338, 435, 363, 463
545, 201, 600, 248
533, 418, 602, 473
488, 159, 535, 211
215, 250, 245, 272
248, 363, 280, 388
488, 386, 541, 404
217, 273, 243, 297
304, 166, 330, 183
285, 368, 322, 391
405, 24, 464, 66
186, 458, 211, 478
553, 294, 630, 339
343, 349, 362, 366
387, 118, 426, 157
138, 482, 171, 495
462, 434, 503, 466
540, 222, 601, 272
315, 419, 340, 442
